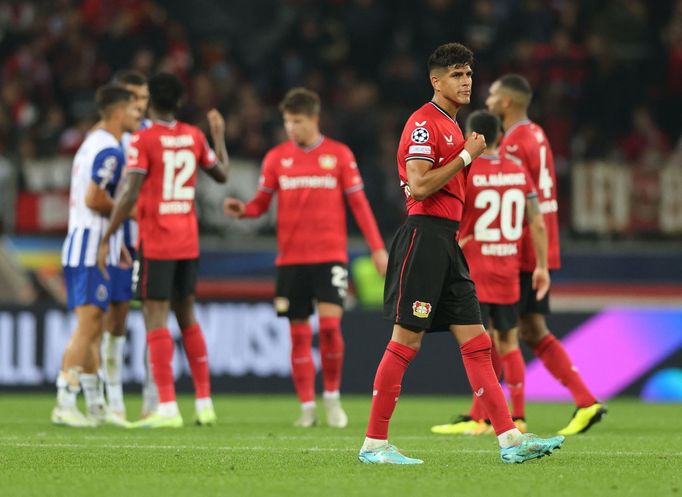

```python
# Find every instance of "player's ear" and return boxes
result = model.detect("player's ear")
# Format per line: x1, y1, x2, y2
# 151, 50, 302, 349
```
430, 71, 441, 93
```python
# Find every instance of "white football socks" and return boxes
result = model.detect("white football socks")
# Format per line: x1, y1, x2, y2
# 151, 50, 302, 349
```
80, 373, 102, 413
141, 346, 159, 416
195, 397, 213, 413
102, 332, 126, 413
497, 428, 524, 448
362, 437, 388, 451
56, 370, 79, 409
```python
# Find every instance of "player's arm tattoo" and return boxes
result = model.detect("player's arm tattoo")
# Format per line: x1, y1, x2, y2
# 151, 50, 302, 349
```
526, 195, 548, 269
102, 172, 144, 241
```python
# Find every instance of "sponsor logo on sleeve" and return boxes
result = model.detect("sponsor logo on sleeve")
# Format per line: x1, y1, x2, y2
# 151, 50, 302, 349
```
412, 300, 432, 318
411, 128, 430, 144
408, 145, 432, 155
443, 134, 453, 144
280, 158, 293, 168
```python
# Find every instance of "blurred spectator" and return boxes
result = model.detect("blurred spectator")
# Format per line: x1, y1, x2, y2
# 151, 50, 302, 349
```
0, 0, 679, 239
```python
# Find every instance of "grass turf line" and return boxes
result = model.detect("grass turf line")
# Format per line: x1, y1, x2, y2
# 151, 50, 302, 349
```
0, 394, 680, 497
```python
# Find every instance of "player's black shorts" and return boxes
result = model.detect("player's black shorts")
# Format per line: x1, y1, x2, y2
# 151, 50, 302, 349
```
518, 271, 551, 316
384, 215, 482, 332
275, 262, 348, 319
479, 302, 519, 333
133, 245, 198, 301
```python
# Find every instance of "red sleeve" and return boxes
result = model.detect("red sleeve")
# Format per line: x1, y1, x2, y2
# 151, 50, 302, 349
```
126, 132, 148, 175
401, 118, 438, 165
339, 146, 364, 194
347, 190, 384, 252
243, 189, 274, 217
197, 130, 218, 169
243, 151, 277, 217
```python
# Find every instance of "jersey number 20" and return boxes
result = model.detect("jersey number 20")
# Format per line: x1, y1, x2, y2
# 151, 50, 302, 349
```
473, 189, 525, 242
162, 150, 196, 200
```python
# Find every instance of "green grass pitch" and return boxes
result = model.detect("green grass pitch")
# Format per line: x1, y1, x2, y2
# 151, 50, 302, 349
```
1, 394, 680, 497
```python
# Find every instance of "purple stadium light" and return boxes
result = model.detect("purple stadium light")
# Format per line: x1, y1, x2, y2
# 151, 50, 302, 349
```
524, 308, 682, 401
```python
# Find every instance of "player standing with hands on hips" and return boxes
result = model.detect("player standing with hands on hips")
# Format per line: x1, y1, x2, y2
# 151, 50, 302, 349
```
358, 43, 565, 464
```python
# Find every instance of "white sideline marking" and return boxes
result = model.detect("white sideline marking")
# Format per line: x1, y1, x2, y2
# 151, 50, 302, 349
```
1, 441, 682, 457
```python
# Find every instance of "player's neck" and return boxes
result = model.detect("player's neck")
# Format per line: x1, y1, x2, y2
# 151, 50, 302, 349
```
502, 110, 529, 132
150, 109, 176, 124
483, 146, 498, 156
101, 121, 124, 142
431, 94, 461, 119
294, 132, 322, 149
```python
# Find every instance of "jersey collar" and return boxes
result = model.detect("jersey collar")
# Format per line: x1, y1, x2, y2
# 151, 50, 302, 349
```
429, 101, 456, 124
504, 119, 531, 136
154, 119, 178, 128
294, 134, 325, 153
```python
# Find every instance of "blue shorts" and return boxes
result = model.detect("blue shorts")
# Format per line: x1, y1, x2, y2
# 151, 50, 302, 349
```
109, 265, 133, 303
63, 265, 112, 311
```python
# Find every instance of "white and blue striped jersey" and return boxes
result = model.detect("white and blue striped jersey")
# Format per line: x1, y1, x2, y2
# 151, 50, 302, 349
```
61, 129, 126, 268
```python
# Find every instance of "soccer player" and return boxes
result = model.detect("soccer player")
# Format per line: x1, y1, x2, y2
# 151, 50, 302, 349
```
486, 74, 606, 435
53, 85, 141, 427
224, 88, 388, 428
97, 72, 229, 428
358, 43, 564, 465
98, 70, 153, 422
431, 110, 549, 436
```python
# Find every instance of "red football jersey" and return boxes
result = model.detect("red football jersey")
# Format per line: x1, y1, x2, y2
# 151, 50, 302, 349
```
500, 120, 560, 271
256, 136, 369, 266
460, 154, 537, 304
397, 102, 468, 221
127, 120, 217, 259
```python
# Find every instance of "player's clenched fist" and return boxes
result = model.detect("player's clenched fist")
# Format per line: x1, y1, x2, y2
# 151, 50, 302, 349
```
464, 131, 486, 160
224, 197, 245, 218
207, 109, 225, 137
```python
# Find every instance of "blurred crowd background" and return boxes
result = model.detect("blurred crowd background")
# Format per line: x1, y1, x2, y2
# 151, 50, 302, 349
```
0, 0, 681, 252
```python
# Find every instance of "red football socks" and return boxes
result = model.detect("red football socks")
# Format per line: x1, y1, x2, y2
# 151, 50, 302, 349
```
290, 322, 316, 403
147, 328, 176, 403
502, 348, 526, 419
181, 323, 211, 399
318, 316, 344, 393
365, 340, 417, 440
533, 334, 597, 408
460, 333, 515, 435
469, 341, 503, 420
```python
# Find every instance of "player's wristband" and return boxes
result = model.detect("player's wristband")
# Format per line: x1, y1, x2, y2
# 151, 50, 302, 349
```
458, 149, 472, 167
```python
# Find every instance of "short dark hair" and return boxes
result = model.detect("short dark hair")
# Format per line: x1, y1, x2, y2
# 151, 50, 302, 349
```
279, 87, 321, 116
148, 72, 184, 114
95, 85, 134, 117
497, 74, 533, 103
111, 69, 147, 87
428, 43, 474, 72
466, 110, 501, 146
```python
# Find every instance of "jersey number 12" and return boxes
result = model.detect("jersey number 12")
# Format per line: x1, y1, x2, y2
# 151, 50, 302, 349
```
162, 149, 196, 200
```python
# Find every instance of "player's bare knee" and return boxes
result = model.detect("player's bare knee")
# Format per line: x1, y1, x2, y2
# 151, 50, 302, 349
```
391, 324, 424, 351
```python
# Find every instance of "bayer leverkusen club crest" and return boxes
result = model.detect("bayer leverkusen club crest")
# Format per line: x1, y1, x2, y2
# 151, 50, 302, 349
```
412, 300, 432, 318
318, 154, 337, 170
